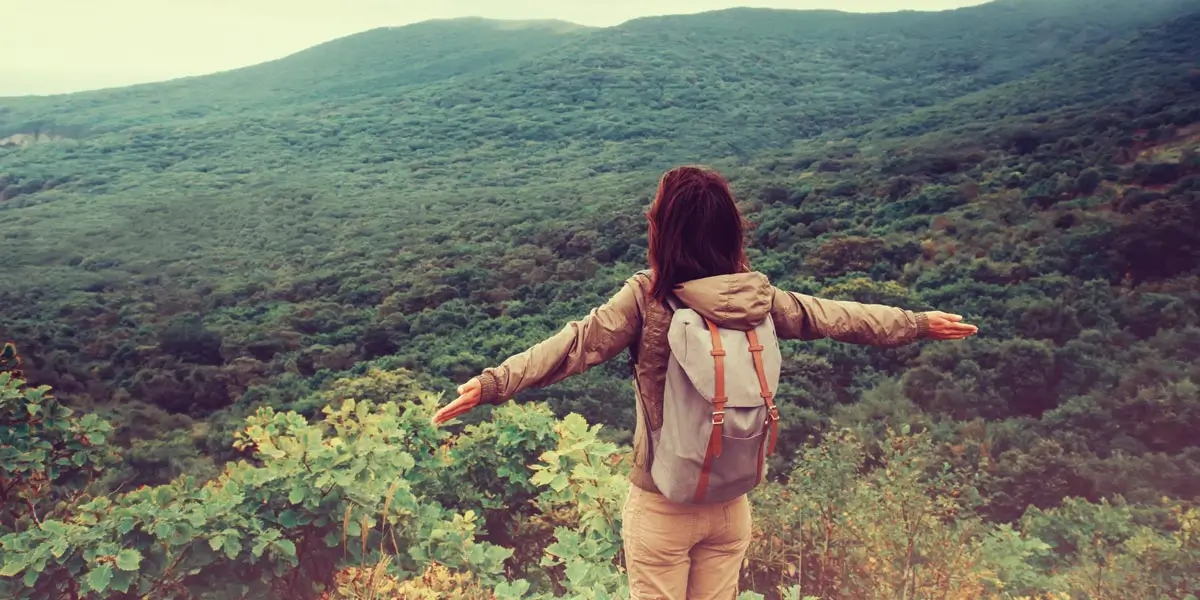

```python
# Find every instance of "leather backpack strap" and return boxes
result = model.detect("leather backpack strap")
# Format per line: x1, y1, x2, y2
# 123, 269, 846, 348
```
746, 328, 780, 457
693, 318, 727, 504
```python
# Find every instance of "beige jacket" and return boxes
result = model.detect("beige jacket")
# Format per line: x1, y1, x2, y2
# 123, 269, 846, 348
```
476, 271, 930, 493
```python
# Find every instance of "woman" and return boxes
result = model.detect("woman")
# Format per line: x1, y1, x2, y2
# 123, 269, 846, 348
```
433, 166, 977, 599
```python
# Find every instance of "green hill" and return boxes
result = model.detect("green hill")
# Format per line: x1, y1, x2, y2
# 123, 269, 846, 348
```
1, 2, 1199, 596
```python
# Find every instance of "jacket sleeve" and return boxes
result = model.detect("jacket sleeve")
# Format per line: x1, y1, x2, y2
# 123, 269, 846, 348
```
770, 287, 929, 347
476, 279, 642, 405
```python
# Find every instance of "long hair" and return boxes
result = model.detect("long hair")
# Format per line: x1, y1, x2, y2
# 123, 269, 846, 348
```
646, 166, 749, 301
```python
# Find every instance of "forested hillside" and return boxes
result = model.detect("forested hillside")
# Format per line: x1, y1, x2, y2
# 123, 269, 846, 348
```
2, 0, 1200, 597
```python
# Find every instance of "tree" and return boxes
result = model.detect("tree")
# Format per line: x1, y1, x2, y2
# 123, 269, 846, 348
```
0, 347, 115, 533
805, 236, 888, 278
159, 316, 224, 366
993, 339, 1059, 417
1076, 169, 1102, 194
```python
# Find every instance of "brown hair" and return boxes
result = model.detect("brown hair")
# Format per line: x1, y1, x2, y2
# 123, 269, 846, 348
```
646, 166, 749, 301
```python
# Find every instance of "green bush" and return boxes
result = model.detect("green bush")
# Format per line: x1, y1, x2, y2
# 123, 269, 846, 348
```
4, 368, 1199, 599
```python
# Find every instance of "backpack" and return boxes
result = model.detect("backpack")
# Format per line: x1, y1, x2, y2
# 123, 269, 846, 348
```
648, 296, 782, 505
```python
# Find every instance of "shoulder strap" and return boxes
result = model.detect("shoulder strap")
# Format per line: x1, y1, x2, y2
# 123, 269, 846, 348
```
746, 328, 780, 457
693, 317, 727, 504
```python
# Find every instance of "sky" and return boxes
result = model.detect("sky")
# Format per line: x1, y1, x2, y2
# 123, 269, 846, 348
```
1, 0, 990, 97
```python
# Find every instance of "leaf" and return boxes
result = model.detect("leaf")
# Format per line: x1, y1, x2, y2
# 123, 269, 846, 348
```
551, 472, 570, 492
467, 543, 487, 565
252, 538, 269, 559
274, 539, 297, 559
187, 510, 207, 529
530, 470, 554, 486
396, 451, 415, 471
277, 510, 300, 528
86, 564, 113, 593
116, 516, 137, 535
288, 487, 306, 505
40, 520, 68, 535
109, 569, 136, 594
209, 535, 226, 552
0, 557, 27, 577
494, 579, 531, 599
115, 549, 142, 571
153, 521, 173, 539
485, 545, 513, 566
49, 537, 69, 558
223, 536, 241, 560
565, 560, 590, 586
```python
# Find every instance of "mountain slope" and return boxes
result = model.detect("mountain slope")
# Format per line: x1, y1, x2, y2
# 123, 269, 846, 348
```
2, 0, 1192, 146
225, 18, 589, 97
0, 19, 587, 136
0, 0, 1193, 241
862, 9, 1200, 139
1, 0, 1197, 372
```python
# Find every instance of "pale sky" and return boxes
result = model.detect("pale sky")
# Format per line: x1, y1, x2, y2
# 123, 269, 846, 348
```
1, 0, 989, 97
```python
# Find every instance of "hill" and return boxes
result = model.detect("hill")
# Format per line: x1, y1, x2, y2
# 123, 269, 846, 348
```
1, 1, 1200, 596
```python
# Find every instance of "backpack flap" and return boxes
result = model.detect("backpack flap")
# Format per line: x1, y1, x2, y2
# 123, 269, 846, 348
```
666, 309, 781, 409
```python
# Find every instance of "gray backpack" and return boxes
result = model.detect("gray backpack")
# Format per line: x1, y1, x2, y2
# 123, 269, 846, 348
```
649, 297, 782, 504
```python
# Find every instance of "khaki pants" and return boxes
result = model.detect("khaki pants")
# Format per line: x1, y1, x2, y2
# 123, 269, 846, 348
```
622, 484, 752, 600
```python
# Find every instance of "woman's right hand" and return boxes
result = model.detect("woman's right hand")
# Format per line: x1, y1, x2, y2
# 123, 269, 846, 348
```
432, 378, 482, 426
924, 311, 978, 340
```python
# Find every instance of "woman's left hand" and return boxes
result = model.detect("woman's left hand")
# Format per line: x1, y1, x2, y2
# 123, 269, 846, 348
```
925, 311, 979, 340
432, 378, 482, 426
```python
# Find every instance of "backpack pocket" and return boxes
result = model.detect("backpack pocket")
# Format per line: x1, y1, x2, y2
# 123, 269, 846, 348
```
648, 423, 768, 505
650, 391, 769, 505
703, 404, 768, 503
704, 427, 769, 504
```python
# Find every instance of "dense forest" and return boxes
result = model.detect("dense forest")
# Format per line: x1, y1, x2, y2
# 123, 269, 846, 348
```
2, 0, 1200, 597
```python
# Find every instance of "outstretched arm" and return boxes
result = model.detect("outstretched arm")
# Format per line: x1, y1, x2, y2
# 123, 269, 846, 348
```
770, 287, 976, 346
433, 279, 641, 425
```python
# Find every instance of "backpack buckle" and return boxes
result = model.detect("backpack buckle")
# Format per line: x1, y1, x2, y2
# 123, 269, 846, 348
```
768, 406, 780, 422
712, 411, 725, 426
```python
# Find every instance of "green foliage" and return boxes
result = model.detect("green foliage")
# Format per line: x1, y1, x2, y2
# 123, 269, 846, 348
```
1021, 498, 1200, 599
0, 368, 510, 599
0, 356, 115, 534
746, 427, 994, 599
158, 316, 224, 366
2, 3, 1200, 598
529, 413, 629, 598
2, 367, 1199, 598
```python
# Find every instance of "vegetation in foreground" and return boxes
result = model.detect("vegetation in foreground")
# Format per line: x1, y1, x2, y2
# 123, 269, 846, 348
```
1, 362, 1197, 599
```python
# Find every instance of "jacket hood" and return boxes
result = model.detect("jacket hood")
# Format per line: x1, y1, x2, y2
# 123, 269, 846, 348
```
672, 272, 774, 331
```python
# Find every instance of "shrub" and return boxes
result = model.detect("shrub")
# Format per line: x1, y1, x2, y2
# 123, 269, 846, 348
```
2, 366, 1198, 600
159, 317, 224, 366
